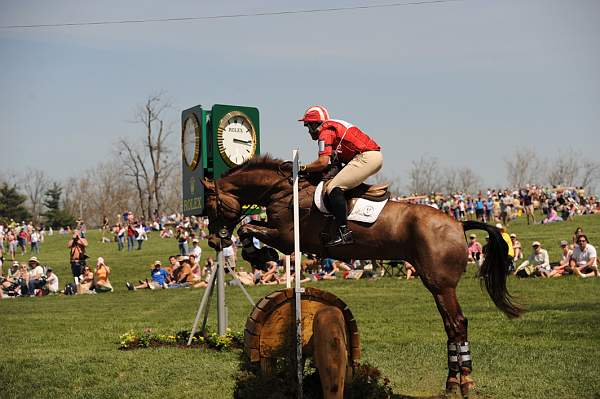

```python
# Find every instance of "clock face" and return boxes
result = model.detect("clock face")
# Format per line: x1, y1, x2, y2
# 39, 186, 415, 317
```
217, 111, 257, 167
182, 114, 200, 170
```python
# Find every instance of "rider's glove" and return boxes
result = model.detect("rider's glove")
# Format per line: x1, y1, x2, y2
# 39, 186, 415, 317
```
298, 164, 308, 176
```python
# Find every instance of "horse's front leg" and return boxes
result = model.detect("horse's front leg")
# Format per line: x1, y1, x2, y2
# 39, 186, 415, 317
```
238, 224, 292, 254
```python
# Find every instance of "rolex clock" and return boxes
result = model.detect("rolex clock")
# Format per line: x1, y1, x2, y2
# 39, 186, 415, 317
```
216, 110, 257, 167
182, 113, 201, 170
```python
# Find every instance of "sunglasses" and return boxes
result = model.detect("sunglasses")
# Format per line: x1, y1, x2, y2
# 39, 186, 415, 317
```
578, 240, 587, 243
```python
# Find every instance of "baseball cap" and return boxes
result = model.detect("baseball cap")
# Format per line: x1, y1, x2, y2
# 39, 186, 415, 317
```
28, 256, 39, 264
560, 240, 569, 247
495, 223, 503, 229
532, 241, 541, 247
510, 233, 516, 238
192, 238, 199, 243
469, 234, 476, 239
153, 260, 162, 266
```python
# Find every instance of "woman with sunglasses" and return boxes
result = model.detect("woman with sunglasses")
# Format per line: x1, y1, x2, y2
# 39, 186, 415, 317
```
77, 265, 94, 294
570, 234, 598, 278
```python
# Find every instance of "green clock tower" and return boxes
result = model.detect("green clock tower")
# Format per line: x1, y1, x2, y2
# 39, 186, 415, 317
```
181, 104, 260, 216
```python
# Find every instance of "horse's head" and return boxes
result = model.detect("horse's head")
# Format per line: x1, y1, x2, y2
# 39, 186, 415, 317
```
201, 178, 241, 251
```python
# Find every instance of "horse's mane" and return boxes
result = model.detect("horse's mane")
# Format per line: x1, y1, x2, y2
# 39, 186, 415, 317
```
220, 154, 284, 178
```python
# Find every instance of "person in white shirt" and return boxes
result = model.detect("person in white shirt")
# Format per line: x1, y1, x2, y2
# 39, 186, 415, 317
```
514, 242, 550, 277
45, 268, 59, 293
27, 256, 46, 294
570, 235, 598, 278
190, 238, 202, 260
222, 243, 236, 272
30, 230, 41, 254
136, 224, 147, 250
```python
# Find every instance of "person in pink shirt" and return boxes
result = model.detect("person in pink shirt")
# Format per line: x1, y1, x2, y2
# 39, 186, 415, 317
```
467, 234, 483, 263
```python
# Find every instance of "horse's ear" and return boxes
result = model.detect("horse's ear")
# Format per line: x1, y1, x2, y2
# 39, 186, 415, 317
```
201, 178, 215, 192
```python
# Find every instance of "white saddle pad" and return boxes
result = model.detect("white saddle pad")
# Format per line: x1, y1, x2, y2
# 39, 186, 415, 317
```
313, 182, 388, 224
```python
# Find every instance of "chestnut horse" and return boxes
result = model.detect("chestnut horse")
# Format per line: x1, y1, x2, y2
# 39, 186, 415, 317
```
202, 155, 521, 398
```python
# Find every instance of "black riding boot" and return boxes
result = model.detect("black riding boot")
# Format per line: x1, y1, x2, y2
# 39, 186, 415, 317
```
325, 187, 354, 247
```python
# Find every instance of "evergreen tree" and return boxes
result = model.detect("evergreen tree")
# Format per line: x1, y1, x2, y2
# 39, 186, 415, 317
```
42, 183, 75, 228
0, 183, 32, 223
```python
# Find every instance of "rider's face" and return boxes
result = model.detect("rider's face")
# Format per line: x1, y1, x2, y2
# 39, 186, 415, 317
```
305, 122, 321, 139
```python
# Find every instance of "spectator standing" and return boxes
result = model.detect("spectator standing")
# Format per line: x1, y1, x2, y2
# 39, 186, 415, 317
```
7, 230, 17, 260
135, 224, 147, 250
570, 235, 598, 278
475, 197, 485, 222
67, 232, 88, 282
126, 224, 136, 252
222, 243, 236, 272
30, 229, 40, 254
116, 224, 125, 251
497, 224, 515, 272
176, 226, 189, 255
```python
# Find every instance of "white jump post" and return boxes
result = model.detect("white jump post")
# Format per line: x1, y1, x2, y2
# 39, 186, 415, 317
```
285, 255, 291, 289
292, 149, 303, 398
217, 249, 226, 336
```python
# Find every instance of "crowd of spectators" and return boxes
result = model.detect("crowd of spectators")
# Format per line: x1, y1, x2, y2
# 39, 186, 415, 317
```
395, 185, 599, 226
2, 184, 599, 299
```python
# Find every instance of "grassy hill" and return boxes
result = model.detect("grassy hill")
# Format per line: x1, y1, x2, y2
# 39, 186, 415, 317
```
1, 213, 599, 398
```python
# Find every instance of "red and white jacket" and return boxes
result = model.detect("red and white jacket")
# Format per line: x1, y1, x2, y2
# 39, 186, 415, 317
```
317, 119, 380, 164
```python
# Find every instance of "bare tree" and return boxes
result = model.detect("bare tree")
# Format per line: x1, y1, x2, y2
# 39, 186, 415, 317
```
407, 155, 441, 195
117, 139, 152, 219
546, 150, 579, 187
505, 148, 542, 188
134, 93, 176, 219
579, 159, 600, 195
457, 167, 481, 194
21, 168, 49, 224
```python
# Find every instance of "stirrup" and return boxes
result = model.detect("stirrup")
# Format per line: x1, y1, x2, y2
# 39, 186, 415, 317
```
325, 228, 354, 247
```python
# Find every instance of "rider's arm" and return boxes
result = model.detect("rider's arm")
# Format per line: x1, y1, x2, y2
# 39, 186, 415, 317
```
302, 155, 330, 173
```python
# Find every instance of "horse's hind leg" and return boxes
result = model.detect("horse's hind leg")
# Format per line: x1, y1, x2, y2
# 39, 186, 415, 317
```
433, 288, 474, 398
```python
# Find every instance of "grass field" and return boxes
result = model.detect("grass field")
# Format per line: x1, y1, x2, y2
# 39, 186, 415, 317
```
1, 213, 599, 398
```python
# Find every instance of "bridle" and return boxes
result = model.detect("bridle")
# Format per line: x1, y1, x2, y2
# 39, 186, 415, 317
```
208, 163, 295, 239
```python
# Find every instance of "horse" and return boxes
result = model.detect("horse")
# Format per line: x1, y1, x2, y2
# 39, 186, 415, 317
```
201, 154, 522, 398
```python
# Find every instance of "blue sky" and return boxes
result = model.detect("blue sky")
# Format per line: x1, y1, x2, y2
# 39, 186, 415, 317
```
1, 0, 599, 188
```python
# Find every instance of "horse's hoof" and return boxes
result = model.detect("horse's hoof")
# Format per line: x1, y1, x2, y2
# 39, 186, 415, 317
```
460, 375, 475, 398
445, 377, 461, 399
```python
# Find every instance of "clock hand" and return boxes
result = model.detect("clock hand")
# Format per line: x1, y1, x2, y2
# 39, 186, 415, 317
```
233, 139, 252, 145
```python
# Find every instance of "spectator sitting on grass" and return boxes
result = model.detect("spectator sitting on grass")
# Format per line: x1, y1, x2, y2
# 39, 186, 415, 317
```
548, 241, 573, 278
570, 234, 598, 278
510, 233, 523, 261
45, 268, 59, 294
26, 256, 45, 296
467, 234, 482, 263
127, 260, 169, 290
78, 266, 95, 294
514, 241, 550, 278
542, 207, 563, 224
94, 257, 113, 293
169, 257, 193, 288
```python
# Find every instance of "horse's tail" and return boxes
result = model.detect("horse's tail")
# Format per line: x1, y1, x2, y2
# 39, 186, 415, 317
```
462, 220, 523, 319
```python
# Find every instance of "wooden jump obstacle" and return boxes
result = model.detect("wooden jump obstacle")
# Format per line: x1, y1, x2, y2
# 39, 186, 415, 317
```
244, 287, 361, 375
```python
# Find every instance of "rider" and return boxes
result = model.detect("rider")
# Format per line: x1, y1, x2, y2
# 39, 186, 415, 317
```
298, 105, 383, 247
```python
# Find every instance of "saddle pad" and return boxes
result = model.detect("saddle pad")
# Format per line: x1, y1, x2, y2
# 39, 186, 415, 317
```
314, 182, 388, 224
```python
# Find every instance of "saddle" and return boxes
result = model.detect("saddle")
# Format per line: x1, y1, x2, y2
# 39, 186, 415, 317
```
345, 182, 391, 203
314, 181, 391, 224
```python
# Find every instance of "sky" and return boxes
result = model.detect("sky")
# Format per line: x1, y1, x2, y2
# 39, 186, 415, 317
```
1, 0, 599, 190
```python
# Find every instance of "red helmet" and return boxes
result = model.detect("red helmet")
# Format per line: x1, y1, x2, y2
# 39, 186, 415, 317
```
298, 105, 330, 123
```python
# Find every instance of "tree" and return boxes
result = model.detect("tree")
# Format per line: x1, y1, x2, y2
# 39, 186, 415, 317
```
505, 148, 541, 188
42, 182, 75, 228
117, 93, 176, 220
407, 155, 442, 194
21, 168, 49, 224
546, 150, 579, 187
0, 183, 31, 223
